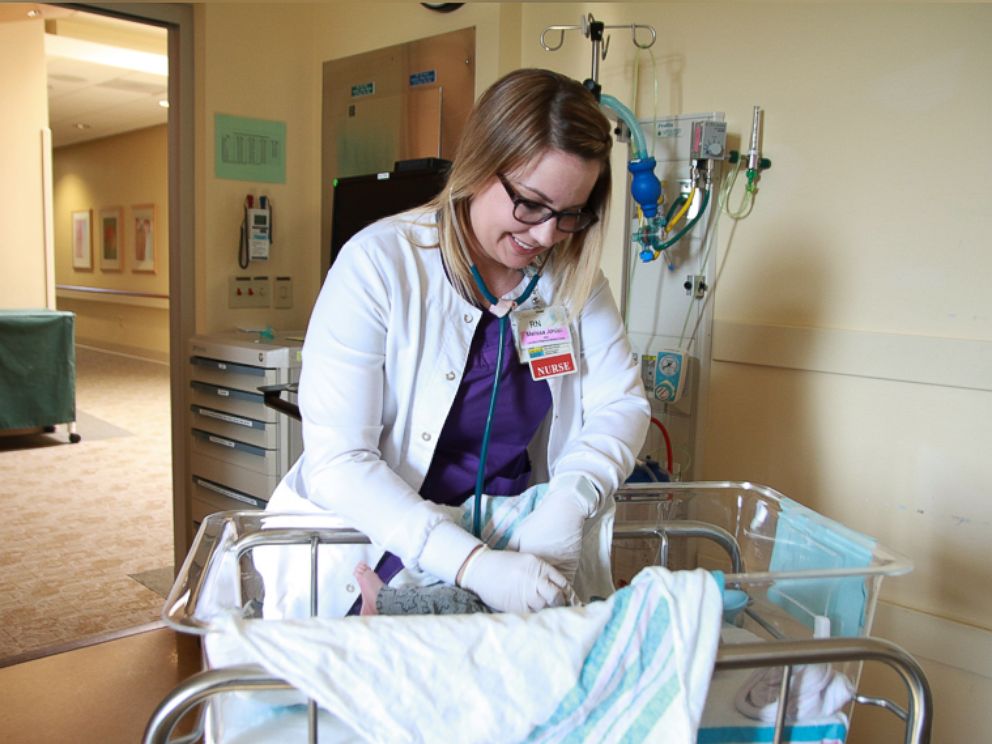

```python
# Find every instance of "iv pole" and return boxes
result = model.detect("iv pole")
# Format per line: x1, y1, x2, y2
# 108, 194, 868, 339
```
540, 13, 660, 321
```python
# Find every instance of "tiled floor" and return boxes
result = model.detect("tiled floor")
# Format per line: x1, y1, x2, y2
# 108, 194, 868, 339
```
0, 347, 174, 661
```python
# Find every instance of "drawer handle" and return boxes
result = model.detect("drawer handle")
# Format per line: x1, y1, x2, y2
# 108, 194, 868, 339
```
195, 406, 256, 428
191, 381, 264, 403
194, 477, 263, 507
193, 427, 268, 456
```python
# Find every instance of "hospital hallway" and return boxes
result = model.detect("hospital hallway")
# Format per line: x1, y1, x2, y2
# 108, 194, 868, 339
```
0, 345, 174, 664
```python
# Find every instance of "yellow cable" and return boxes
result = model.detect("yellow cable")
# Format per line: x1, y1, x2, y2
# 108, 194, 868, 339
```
667, 188, 696, 230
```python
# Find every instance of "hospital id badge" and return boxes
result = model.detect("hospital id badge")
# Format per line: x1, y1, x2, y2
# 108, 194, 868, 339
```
512, 305, 577, 380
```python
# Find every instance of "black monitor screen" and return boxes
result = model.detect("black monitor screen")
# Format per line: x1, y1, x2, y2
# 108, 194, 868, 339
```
328, 164, 449, 271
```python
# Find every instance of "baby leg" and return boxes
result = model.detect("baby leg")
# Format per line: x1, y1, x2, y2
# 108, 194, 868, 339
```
354, 561, 385, 616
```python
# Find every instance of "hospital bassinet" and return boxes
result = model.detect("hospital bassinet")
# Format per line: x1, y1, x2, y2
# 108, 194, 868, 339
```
145, 481, 931, 744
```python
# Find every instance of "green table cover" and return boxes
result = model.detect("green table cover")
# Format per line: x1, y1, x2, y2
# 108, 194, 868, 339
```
0, 309, 76, 430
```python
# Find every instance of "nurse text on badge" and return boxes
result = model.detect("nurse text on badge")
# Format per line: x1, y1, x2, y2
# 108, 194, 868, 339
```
529, 351, 576, 379
514, 306, 577, 380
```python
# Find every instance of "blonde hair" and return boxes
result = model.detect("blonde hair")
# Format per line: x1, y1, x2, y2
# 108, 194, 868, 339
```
420, 68, 613, 317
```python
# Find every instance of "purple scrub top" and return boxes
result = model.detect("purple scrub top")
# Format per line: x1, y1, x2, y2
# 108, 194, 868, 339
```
354, 310, 552, 610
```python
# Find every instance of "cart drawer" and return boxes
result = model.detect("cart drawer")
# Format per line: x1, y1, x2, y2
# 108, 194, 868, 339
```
190, 404, 281, 449
191, 452, 280, 500
191, 428, 280, 477
190, 381, 277, 423
190, 355, 281, 391
192, 476, 267, 523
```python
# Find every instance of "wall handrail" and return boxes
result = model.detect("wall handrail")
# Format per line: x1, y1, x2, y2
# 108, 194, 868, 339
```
56, 284, 170, 300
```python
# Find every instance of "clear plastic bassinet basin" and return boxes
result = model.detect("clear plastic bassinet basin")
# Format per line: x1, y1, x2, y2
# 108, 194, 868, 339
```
164, 480, 910, 646
611, 481, 912, 643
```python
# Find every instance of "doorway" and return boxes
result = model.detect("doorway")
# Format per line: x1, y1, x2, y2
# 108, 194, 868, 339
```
0, 2, 193, 663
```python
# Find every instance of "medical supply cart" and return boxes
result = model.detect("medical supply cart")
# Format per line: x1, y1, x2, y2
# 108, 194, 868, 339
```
187, 331, 303, 533
0, 309, 80, 442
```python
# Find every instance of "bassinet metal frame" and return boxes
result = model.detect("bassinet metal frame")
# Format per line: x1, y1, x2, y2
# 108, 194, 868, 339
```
146, 484, 932, 744
143, 636, 931, 744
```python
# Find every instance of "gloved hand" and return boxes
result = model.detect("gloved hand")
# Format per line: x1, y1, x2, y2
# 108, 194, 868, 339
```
458, 546, 573, 613
509, 474, 600, 583
417, 519, 486, 585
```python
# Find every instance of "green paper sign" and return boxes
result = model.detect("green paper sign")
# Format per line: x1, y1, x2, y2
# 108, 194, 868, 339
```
215, 113, 286, 183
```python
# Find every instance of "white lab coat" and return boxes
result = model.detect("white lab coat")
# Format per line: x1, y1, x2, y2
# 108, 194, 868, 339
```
267, 210, 649, 613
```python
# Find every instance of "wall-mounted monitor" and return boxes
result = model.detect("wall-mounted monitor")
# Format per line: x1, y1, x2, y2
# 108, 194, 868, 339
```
326, 159, 450, 276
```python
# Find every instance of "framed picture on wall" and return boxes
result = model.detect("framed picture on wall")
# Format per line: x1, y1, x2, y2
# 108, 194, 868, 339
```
131, 203, 155, 273
71, 209, 93, 271
99, 207, 123, 271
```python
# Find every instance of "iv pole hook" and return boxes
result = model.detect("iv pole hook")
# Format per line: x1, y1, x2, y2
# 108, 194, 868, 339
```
539, 26, 568, 52
541, 14, 657, 85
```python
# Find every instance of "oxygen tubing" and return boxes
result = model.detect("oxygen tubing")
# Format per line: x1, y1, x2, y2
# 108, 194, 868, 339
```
654, 187, 711, 253
600, 93, 648, 160
666, 188, 696, 230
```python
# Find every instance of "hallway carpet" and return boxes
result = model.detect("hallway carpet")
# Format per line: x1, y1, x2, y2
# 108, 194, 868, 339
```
0, 346, 174, 662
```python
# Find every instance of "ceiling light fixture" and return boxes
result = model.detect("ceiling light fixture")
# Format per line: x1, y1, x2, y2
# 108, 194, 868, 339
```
158, 99, 169, 109
45, 34, 167, 77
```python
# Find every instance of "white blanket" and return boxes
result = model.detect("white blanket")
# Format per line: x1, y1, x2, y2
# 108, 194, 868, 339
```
213, 565, 722, 744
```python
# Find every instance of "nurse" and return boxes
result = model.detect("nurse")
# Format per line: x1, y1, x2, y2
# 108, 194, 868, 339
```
270, 68, 650, 614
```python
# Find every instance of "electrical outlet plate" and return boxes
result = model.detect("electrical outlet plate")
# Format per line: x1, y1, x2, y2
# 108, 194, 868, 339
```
228, 276, 270, 308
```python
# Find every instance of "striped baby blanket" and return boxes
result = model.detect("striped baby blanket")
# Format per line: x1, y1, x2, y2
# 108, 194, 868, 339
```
214, 564, 722, 743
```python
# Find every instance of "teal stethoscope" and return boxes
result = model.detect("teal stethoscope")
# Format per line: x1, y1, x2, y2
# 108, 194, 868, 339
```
468, 264, 541, 538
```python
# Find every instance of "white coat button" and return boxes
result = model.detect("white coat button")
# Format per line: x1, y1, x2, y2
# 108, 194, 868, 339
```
463, 314, 472, 323
422, 432, 432, 441
446, 371, 455, 380
346, 583, 355, 593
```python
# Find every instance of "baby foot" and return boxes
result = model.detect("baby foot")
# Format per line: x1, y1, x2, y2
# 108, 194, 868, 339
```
354, 561, 385, 616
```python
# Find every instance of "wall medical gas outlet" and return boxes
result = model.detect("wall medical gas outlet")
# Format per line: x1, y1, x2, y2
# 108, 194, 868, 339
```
624, 112, 725, 480
653, 350, 687, 403
229, 276, 270, 308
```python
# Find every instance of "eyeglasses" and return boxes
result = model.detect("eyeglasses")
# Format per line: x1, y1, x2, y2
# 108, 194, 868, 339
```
497, 174, 598, 234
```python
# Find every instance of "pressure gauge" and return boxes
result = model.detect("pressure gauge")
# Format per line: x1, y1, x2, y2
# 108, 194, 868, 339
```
690, 120, 728, 161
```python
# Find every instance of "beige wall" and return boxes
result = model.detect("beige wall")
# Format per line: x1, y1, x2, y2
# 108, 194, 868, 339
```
191, 3, 990, 740
53, 125, 169, 360
194, 2, 515, 335
0, 19, 50, 309
518, 3, 991, 741
195, 3, 317, 334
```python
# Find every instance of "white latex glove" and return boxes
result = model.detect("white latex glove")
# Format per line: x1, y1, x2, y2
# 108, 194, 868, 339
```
509, 474, 600, 583
458, 546, 573, 613
416, 519, 485, 585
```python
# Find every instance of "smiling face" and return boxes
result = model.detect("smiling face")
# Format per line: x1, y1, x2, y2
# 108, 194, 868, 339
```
467, 148, 601, 295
